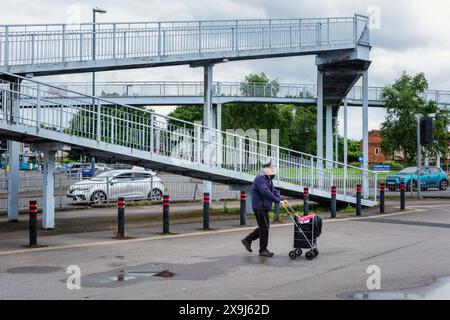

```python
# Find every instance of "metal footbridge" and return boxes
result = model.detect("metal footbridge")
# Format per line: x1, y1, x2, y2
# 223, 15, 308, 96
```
0, 14, 377, 228
0, 73, 378, 207
47, 81, 450, 108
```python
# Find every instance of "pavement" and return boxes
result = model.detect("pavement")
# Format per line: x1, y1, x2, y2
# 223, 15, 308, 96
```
0, 199, 450, 300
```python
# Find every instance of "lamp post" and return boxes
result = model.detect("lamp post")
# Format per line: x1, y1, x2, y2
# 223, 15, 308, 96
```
92, 7, 107, 98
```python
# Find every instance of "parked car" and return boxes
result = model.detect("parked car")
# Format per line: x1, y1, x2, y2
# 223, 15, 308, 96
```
67, 170, 165, 204
386, 166, 449, 191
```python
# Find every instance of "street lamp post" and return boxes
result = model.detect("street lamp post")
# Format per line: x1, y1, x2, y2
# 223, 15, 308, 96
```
92, 7, 107, 98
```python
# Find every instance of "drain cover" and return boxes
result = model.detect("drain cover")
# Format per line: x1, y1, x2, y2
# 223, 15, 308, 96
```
6, 266, 61, 274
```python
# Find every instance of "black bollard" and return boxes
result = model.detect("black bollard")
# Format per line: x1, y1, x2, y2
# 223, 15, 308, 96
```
240, 191, 246, 226
203, 193, 210, 230
117, 197, 125, 239
380, 183, 385, 214
303, 188, 309, 217
29, 201, 38, 247
356, 184, 362, 216
400, 182, 406, 211
331, 186, 337, 219
163, 195, 170, 234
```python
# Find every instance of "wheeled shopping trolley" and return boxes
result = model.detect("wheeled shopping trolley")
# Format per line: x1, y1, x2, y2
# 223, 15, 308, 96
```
284, 204, 322, 261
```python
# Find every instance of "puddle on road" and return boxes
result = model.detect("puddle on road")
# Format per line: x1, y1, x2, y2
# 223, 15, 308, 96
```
341, 276, 450, 300
81, 255, 295, 288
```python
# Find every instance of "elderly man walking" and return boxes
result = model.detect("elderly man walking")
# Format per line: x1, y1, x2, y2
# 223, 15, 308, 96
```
241, 162, 288, 257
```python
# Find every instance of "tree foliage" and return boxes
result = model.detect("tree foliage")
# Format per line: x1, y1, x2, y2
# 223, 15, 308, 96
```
380, 72, 450, 165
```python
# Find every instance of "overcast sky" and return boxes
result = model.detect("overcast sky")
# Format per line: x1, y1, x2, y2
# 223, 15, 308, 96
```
2, 0, 450, 140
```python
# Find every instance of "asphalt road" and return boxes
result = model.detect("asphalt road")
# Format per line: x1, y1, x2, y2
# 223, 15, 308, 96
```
0, 200, 450, 300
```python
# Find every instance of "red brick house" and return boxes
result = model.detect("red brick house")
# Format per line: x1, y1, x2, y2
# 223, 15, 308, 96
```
360, 130, 391, 164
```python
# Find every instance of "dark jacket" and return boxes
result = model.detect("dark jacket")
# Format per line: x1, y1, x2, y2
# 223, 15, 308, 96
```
251, 171, 282, 212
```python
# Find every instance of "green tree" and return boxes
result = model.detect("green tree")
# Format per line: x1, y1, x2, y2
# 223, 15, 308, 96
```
380, 72, 450, 165
288, 105, 316, 154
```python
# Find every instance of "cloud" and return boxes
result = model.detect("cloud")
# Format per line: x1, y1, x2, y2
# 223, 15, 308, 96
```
2, 0, 449, 140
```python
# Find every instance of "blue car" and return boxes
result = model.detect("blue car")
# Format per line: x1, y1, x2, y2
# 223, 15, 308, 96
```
386, 167, 449, 191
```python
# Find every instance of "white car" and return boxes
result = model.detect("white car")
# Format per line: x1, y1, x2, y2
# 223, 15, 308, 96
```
67, 170, 165, 204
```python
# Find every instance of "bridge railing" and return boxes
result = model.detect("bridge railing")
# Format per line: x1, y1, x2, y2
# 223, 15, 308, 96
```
0, 73, 378, 202
47, 81, 450, 106
0, 16, 368, 67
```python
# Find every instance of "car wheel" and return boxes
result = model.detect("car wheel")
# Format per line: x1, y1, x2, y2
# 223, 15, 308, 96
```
90, 191, 107, 204
149, 188, 163, 201
440, 180, 449, 191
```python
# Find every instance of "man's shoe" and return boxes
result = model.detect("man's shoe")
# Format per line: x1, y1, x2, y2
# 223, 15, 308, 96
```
259, 250, 274, 257
241, 239, 253, 253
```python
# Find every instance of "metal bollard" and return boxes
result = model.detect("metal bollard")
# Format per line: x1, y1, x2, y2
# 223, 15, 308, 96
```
400, 182, 406, 211
203, 192, 210, 230
330, 186, 337, 219
240, 191, 246, 226
380, 183, 385, 214
117, 197, 125, 239
163, 195, 170, 234
303, 188, 309, 217
29, 201, 38, 247
356, 184, 362, 216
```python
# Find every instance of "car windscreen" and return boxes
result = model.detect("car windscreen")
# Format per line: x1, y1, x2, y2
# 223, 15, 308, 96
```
91, 171, 122, 180
398, 167, 418, 174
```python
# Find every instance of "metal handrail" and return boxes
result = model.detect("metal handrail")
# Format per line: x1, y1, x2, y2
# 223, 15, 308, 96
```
0, 15, 369, 68
0, 72, 379, 201
47, 81, 450, 106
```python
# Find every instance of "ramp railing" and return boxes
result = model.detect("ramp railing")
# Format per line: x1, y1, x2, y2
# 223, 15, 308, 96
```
0, 72, 378, 202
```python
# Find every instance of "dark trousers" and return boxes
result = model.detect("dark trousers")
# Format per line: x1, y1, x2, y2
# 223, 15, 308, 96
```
245, 209, 270, 252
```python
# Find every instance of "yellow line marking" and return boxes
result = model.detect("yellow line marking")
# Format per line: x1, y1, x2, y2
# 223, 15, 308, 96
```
0, 208, 428, 256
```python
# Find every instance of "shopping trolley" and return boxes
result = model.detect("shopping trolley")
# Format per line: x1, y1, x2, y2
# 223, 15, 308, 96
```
284, 204, 322, 261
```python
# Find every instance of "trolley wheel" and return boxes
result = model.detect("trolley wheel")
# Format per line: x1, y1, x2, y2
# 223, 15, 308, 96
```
295, 248, 303, 256
305, 251, 314, 260
313, 248, 319, 257
289, 251, 297, 260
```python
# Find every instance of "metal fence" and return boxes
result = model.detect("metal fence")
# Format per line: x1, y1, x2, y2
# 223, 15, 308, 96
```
0, 171, 240, 212
0, 16, 367, 67
45, 81, 450, 107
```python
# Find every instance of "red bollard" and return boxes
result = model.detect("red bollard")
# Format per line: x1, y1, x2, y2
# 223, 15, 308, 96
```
117, 197, 125, 239
163, 195, 170, 234
29, 201, 38, 246
380, 183, 385, 214
203, 193, 210, 230
400, 182, 406, 210
240, 191, 246, 226
303, 188, 309, 217
356, 184, 362, 216
330, 186, 337, 219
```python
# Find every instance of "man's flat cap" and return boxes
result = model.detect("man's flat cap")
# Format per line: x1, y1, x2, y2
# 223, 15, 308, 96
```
262, 162, 273, 168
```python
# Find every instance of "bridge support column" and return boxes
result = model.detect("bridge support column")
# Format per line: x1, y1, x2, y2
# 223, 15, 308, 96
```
316, 70, 324, 187
203, 64, 214, 198
7, 140, 20, 222
343, 97, 348, 195
362, 70, 369, 198
43, 149, 56, 229
316, 71, 324, 161
335, 115, 339, 163
243, 186, 253, 214
326, 105, 333, 169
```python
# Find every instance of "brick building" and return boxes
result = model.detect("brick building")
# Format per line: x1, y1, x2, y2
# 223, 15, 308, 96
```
360, 130, 391, 164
